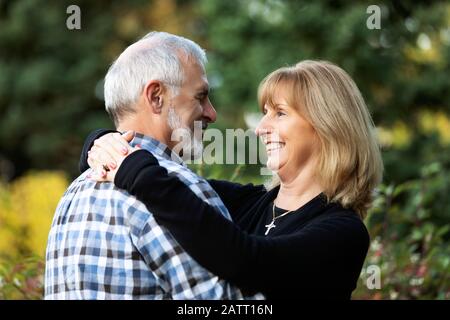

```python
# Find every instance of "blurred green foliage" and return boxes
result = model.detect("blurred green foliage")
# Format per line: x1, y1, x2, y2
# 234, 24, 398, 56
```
0, 0, 448, 299
355, 162, 449, 299
0, 255, 44, 299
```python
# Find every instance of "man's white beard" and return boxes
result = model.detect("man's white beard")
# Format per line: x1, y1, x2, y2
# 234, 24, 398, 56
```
168, 107, 203, 161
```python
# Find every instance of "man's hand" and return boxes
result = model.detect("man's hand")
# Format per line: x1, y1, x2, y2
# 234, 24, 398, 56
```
87, 131, 139, 182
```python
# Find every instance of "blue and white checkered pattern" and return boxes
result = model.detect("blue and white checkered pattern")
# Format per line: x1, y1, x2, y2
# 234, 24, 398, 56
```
45, 133, 264, 300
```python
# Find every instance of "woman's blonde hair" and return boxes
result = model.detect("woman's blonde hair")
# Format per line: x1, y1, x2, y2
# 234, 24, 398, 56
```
258, 60, 383, 218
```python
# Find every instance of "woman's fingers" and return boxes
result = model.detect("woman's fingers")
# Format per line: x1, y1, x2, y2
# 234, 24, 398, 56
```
91, 133, 128, 161
94, 134, 130, 167
90, 143, 117, 170
87, 149, 115, 182
88, 148, 108, 172
87, 131, 135, 182
110, 132, 134, 156
91, 166, 114, 181
86, 161, 107, 182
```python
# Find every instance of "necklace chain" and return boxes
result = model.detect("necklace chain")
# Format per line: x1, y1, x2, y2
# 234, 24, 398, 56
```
272, 203, 294, 221
264, 202, 295, 236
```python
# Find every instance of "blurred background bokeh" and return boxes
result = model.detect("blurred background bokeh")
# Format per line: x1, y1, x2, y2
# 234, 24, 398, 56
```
0, 0, 448, 299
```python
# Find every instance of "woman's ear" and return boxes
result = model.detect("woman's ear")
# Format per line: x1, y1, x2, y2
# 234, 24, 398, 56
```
144, 80, 164, 114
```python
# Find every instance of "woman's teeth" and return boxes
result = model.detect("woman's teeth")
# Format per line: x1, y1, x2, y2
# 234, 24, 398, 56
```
266, 142, 285, 153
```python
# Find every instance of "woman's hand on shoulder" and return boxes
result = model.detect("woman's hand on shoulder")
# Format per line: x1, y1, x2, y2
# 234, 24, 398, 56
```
87, 131, 140, 182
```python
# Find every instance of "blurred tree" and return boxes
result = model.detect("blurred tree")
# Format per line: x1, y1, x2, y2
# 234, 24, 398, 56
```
1, 0, 112, 179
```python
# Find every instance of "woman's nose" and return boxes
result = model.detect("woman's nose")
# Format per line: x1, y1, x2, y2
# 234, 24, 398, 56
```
255, 115, 272, 137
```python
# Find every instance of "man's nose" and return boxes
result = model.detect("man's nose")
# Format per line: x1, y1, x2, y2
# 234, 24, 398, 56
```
203, 99, 217, 123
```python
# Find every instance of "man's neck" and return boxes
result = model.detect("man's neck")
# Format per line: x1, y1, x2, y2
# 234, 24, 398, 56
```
117, 117, 169, 147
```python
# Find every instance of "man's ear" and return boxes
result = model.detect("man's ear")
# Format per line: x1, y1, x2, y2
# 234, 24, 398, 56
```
143, 80, 165, 114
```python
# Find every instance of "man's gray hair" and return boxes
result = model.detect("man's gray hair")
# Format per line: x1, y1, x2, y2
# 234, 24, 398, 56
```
104, 31, 207, 125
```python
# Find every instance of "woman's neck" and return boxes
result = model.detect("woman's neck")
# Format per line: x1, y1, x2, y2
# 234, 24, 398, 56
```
275, 164, 323, 211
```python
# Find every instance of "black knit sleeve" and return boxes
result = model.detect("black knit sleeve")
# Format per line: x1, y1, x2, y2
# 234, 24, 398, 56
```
114, 150, 370, 298
79, 129, 119, 173
206, 179, 266, 223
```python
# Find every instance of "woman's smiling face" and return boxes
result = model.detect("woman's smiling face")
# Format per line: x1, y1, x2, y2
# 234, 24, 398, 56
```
255, 86, 319, 178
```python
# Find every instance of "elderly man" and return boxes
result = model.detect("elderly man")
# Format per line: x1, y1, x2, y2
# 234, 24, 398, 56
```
45, 31, 262, 299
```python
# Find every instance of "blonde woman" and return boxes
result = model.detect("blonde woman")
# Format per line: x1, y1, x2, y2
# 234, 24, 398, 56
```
83, 60, 383, 299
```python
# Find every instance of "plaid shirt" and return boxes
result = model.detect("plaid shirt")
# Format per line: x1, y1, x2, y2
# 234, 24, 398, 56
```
45, 133, 264, 300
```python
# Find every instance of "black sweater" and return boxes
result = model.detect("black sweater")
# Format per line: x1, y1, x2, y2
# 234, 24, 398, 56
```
80, 131, 370, 300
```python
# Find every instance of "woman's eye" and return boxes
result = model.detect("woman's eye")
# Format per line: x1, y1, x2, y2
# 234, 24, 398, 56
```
277, 111, 285, 117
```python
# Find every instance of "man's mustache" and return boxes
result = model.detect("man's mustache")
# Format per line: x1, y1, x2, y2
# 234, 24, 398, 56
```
192, 119, 208, 131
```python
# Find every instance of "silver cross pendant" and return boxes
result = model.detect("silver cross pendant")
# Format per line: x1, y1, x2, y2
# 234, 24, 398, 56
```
265, 220, 276, 235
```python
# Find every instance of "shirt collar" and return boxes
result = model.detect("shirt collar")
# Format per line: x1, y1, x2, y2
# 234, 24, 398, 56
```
129, 132, 186, 167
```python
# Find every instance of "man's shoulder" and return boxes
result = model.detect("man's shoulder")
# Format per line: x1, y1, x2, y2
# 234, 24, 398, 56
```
59, 170, 150, 217
51, 170, 156, 241
65, 170, 124, 197
153, 154, 202, 184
